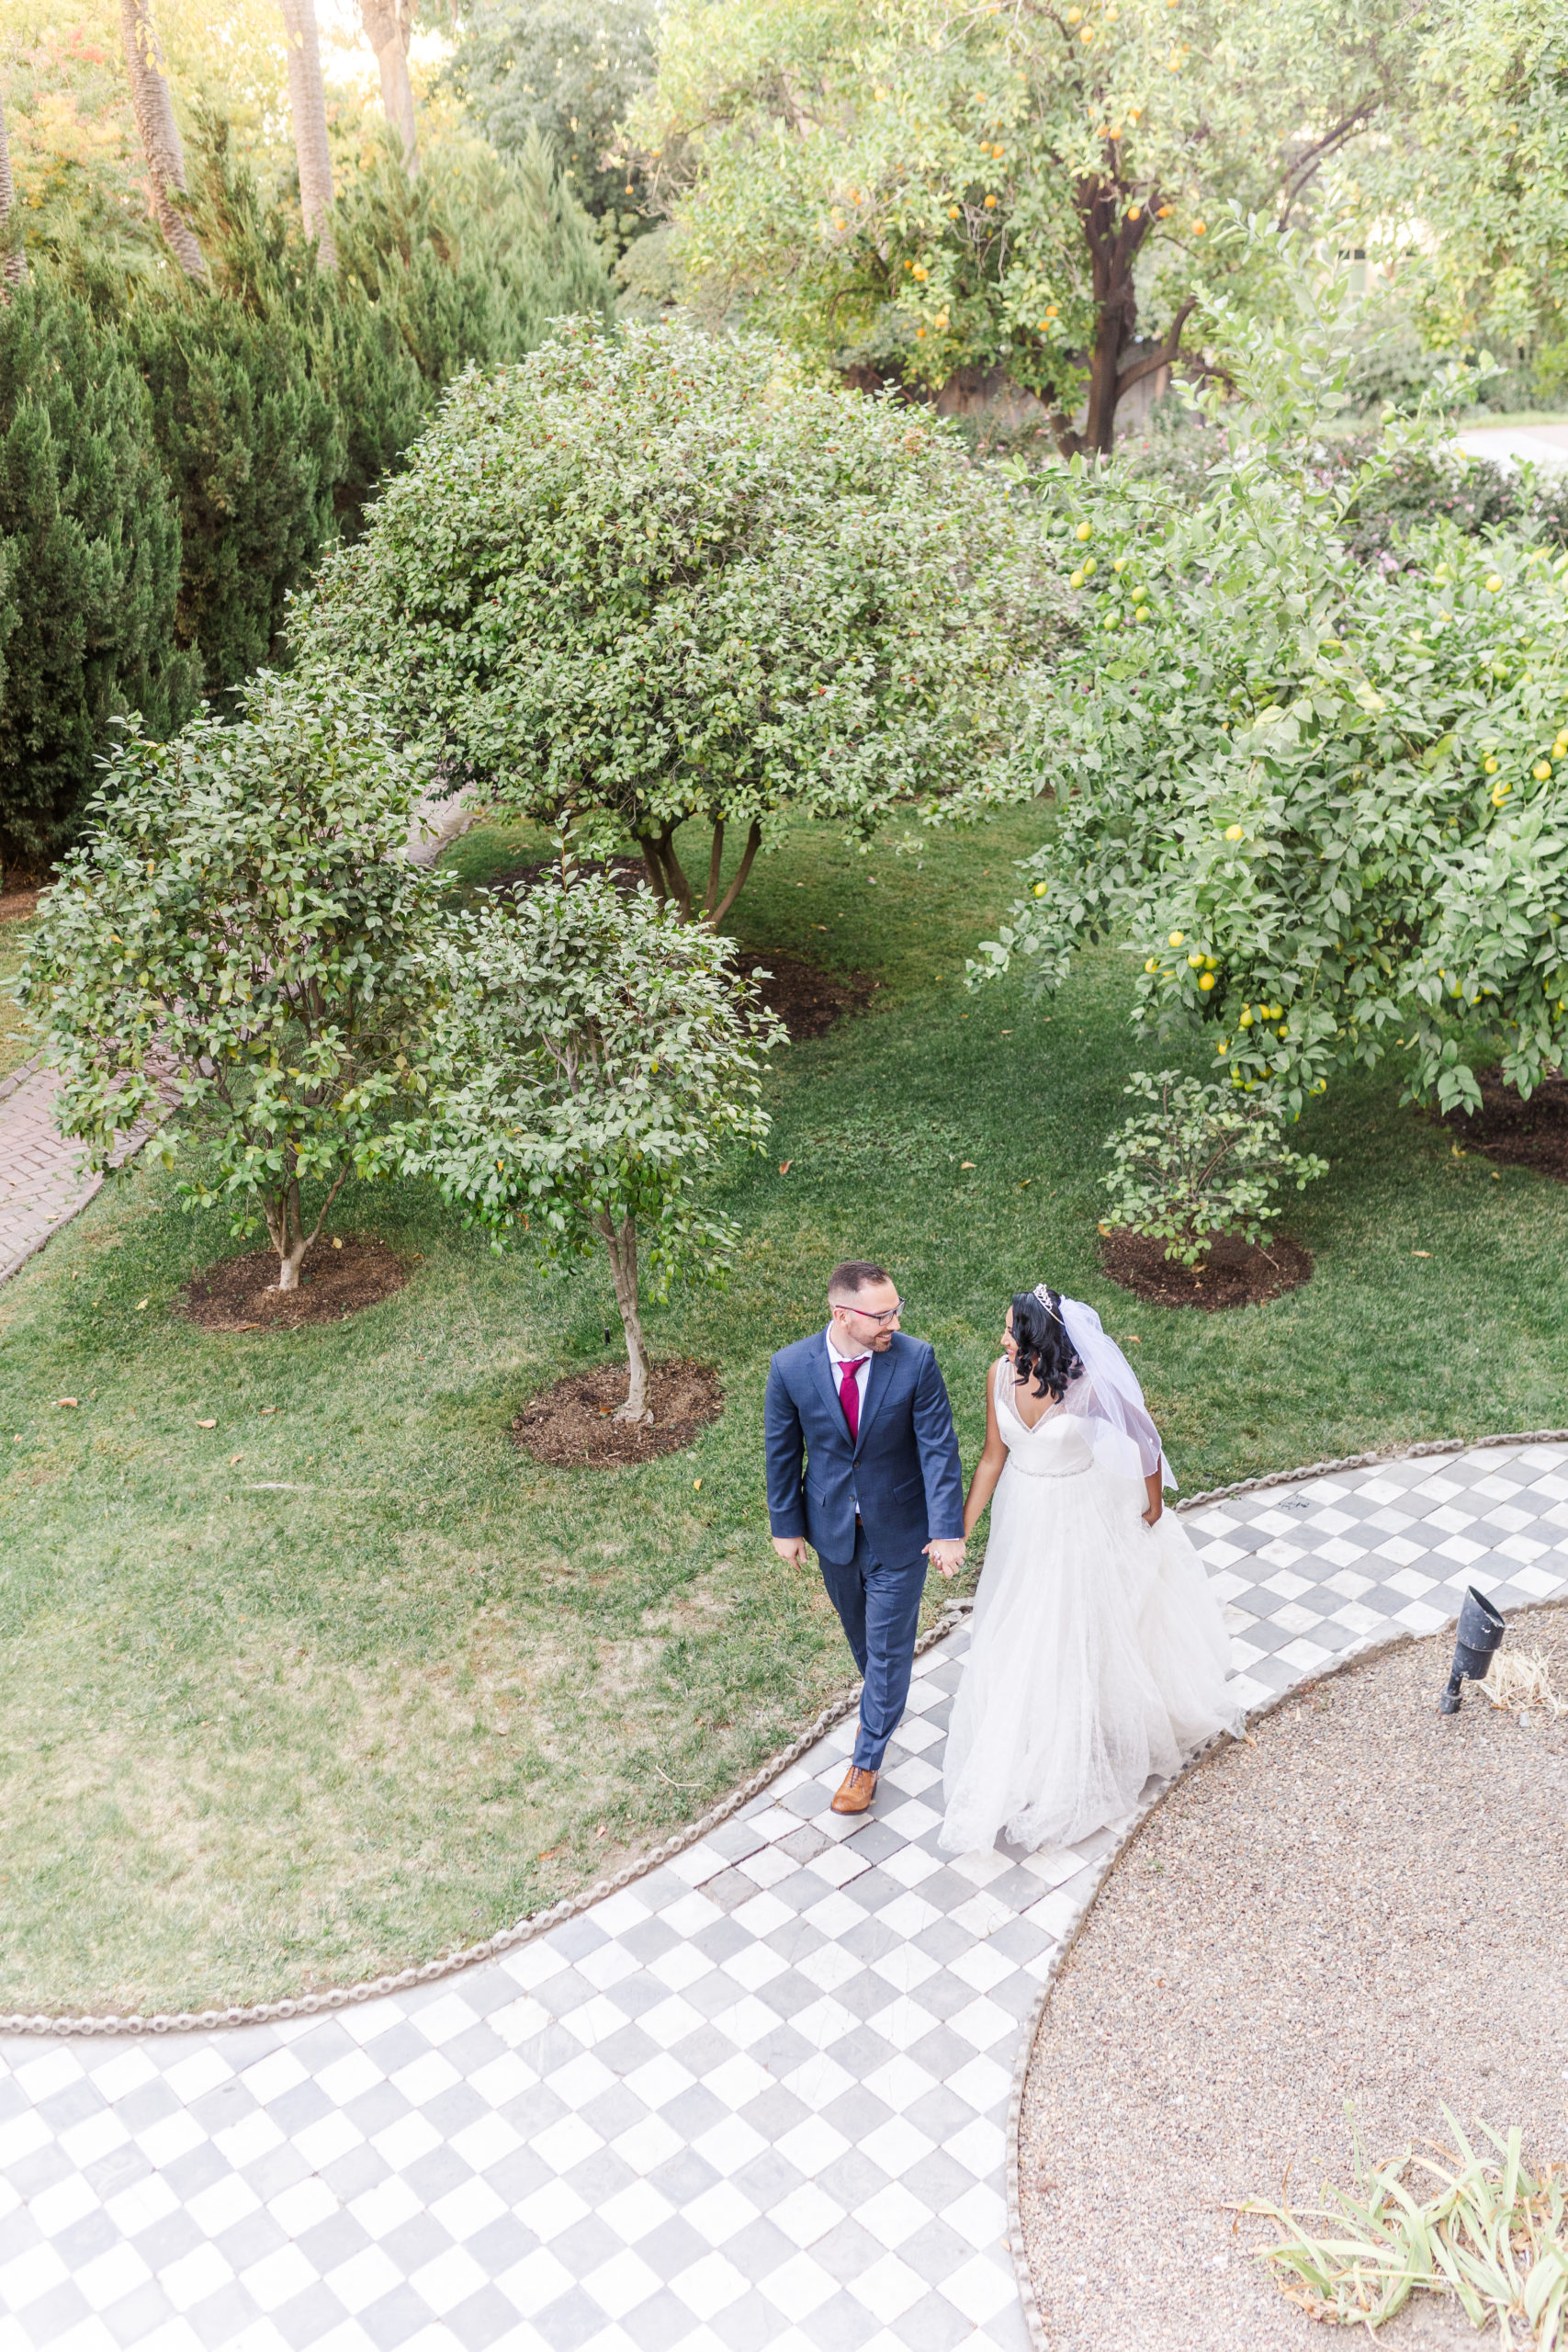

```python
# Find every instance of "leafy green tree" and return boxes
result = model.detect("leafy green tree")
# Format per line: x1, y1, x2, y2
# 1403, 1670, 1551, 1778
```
970, 304, 1568, 1117
21, 675, 448, 1289
0, 267, 196, 873
294, 317, 1060, 921
412, 869, 784, 1419
1348, 0, 1568, 362
450, 0, 658, 252
634, 0, 1419, 452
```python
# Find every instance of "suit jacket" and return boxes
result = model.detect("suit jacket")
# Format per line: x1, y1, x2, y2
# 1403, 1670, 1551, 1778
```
764, 1328, 964, 1568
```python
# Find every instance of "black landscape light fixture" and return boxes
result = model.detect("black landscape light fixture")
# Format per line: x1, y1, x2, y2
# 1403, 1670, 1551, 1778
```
1438, 1585, 1506, 1714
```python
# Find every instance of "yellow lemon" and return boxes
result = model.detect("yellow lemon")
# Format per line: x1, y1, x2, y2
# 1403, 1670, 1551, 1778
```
1144, 956, 1159, 973
1199, 972, 1216, 990
1188, 950, 1203, 967
1535, 761, 1552, 781
1485, 573, 1503, 593
1076, 521, 1092, 541
1238, 1009, 1253, 1026
1135, 606, 1151, 622
1224, 823, 1244, 841
1033, 881, 1049, 898
1112, 556, 1127, 573
1103, 611, 1120, 629
1483, 756, 1499, 774
1081, 556, 1097, 576
1069, 570, 1085, 589
1168, 931, 1185, 947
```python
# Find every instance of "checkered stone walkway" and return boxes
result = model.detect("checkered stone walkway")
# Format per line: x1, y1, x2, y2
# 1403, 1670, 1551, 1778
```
3, 1441, 1565, 2352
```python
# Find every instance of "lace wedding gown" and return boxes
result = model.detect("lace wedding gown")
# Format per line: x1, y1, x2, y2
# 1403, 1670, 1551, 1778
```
940, 1366, 1243, 1856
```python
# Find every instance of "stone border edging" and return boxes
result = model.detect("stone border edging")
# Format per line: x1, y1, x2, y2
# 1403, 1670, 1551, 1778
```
6, 1421, 1565, 2041
1000, 1589, 1568, 2350
0, 1053, 41, 1107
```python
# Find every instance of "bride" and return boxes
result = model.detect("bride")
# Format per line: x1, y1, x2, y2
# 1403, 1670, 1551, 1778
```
940, 1283, 1242, 1857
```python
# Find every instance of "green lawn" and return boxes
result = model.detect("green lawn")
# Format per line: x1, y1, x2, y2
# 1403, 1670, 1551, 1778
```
0, 913, 39, 1081
1, 806, 1565, 2014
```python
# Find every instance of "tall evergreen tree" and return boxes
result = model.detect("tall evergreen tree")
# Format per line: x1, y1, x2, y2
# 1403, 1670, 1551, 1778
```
0, 269, 196, 871
361, 0, 421, 180
278, 0, 338, 272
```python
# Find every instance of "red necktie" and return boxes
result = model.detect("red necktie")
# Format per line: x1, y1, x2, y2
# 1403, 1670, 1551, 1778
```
838, 1355, 867, 1440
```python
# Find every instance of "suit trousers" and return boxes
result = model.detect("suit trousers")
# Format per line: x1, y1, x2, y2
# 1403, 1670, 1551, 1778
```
819, 1525, 927, 1772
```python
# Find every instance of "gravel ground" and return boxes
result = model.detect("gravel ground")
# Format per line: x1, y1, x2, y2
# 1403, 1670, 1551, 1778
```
1018, 1607, 1568, 2351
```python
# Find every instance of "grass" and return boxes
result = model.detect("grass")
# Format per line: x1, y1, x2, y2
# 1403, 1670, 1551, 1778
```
0, 912, 40, 1081
2, 804, 1567, 2013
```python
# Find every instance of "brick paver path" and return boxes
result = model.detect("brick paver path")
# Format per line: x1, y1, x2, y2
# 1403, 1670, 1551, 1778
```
1, 1440, 1565, 2352
0, 1062, 115, 1286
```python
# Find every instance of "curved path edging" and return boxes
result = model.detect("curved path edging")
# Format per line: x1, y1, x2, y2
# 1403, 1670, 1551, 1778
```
6, 1422, 1564, 2041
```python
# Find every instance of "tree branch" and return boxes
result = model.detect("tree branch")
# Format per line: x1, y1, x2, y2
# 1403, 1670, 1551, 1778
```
710, 820, 763, 929
1114, 294, 1198, 398
705, 817, 726, 918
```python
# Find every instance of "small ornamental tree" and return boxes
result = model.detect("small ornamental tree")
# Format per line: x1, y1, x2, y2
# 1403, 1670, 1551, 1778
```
969, 297, 1568, 1118
20, 675, 448, 1290
291, 317, 1061, 921
410, 870, 786, 1420
1102, 1070, 1327, 1265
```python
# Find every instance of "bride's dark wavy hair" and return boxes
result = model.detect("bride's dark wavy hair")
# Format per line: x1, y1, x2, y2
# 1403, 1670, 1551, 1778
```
1010, 1286, 1085, 1400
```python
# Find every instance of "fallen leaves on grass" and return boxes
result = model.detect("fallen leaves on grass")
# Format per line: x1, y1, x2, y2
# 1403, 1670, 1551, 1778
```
54, 1397, 77, 1408
197, 1419, 216, 1429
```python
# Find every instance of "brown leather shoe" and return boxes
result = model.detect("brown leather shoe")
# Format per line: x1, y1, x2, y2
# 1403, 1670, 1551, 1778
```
830, 1766, 877, 1815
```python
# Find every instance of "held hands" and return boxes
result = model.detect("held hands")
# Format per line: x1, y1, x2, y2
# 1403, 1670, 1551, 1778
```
925, 1537, 967, 1578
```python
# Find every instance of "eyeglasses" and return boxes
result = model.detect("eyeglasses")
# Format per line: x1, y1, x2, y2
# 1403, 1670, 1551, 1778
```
836, 1297, 904, 1327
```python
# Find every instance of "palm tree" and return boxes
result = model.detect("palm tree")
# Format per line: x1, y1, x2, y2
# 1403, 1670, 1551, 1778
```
118, 0, 207, 280
361, 0, 420, 179
279, 0, 338, 271
0, 90, 27, 288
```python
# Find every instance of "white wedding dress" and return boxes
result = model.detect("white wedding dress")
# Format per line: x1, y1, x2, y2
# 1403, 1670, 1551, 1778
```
940, 1365, 1243, 1856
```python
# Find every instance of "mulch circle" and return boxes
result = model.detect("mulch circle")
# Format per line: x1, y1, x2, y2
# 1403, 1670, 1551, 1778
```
746, 951, 877, 1042
513, 1359, 724, 1467
1099, 1227, 1314, 1310
177, 1238, 411, 1332
1436, 1065, 1568, 1181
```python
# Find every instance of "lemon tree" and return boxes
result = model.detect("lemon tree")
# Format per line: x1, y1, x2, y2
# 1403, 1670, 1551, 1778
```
971, 306, 1568, 1116
292, 317, 1056, 923
632, 0, 1418, 454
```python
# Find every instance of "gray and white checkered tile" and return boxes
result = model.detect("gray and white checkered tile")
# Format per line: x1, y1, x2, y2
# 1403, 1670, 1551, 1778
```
3, 1442, 1565, 2352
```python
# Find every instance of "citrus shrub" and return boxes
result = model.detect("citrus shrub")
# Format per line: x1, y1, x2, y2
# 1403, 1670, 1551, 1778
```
1102, 1070, 1328, 1266
20, 676, 448, 1290
970, 309, 1568, 1118
291, 317, 1060, 922
401, 868, 786, 1421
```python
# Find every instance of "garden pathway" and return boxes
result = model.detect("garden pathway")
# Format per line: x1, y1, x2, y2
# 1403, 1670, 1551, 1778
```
0, 1062, 109, 1289
3, 1438, 1568, 2352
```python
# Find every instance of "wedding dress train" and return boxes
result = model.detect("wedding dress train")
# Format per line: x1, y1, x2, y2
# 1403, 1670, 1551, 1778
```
940, 1366, 1242, 1856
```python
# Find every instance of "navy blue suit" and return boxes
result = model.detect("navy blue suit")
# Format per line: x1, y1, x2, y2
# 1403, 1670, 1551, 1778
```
765, 1329, 964, 1770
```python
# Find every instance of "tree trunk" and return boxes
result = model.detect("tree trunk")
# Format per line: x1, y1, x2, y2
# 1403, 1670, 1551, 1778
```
599, 1215, 652, 1422
637, 818, 763, 924
119, 0, 207, 282
262, 1165, 347, 1288
360, 0, 419, 179
0, 92, 27, 289
279, 0, 338, 272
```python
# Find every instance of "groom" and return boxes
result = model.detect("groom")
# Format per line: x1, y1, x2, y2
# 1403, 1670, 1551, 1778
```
765, 1262, 965, 1815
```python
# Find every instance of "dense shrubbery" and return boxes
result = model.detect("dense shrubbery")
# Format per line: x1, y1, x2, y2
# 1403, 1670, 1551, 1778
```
0, 122, 610, 874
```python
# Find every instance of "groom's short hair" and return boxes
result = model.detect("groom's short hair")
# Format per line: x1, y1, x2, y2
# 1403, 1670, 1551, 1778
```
829, 1260, 892, 1301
